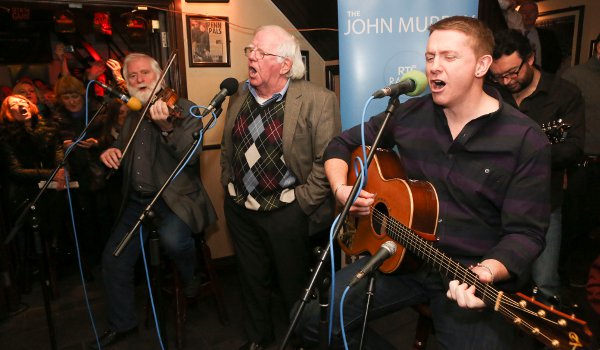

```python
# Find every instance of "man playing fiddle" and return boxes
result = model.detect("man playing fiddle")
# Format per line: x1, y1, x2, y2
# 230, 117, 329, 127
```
91, 53, 216, 349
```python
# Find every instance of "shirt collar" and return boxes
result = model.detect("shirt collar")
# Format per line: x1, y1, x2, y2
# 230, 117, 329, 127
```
535, 71, 554, 95
246, 79, 290, 106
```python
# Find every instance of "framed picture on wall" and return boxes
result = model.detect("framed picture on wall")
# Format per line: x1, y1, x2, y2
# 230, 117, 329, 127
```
536, 6, 584, 67
301, 50, 310, 81
186, 15, 231, 67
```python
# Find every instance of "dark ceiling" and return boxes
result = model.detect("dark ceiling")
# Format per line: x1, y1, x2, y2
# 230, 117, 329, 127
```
272, 0, 502, 62
272, 0, 339, 61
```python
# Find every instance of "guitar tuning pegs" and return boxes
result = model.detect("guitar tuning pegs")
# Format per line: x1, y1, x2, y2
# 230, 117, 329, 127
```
537, 309, 547, 317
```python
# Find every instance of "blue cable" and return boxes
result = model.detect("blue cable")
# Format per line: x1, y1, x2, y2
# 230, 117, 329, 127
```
139, 228, 166, 350
58, 86, 218, 349
327, 96, 373, 344
59, 81, 105, 347
64, 172, 102, 349
189, 105, 218, 129
327, 214, 339, 344
359, 96, 376, 184
170, 104, 218, 178
340, 285, 351, 349
135, 103, 219, 348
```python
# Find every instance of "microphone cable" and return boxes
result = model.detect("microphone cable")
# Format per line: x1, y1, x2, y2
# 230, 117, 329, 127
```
326, 95, 374, 346
134, 103, 222, 350
61, 80, 105, 348
139, 227, 167, 350
64, 170, 103, 349
63, 82, 226, 349
331, 71, 424, 346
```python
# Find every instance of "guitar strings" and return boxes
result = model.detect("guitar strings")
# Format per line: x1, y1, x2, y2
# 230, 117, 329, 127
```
369, 208, 562, 345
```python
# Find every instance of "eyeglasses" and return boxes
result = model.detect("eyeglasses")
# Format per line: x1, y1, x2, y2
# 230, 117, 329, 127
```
490, 59, 525, 82
243, 46, 285, 60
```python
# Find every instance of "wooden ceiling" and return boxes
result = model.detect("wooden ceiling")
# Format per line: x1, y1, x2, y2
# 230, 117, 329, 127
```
271, 0, 339, 61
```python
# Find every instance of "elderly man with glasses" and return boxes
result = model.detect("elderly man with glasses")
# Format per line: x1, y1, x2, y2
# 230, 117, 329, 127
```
489, 29, 584, 308
220, 24, 341, 350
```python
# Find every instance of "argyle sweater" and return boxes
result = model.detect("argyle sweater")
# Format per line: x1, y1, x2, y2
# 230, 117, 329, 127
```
229, 93, 297, 211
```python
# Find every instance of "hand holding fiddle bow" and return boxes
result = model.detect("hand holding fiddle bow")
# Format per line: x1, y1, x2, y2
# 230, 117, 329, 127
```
100, 99, 174, 170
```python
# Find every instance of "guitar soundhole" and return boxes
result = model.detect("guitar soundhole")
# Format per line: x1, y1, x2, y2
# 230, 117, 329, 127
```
372, 202, 390, 237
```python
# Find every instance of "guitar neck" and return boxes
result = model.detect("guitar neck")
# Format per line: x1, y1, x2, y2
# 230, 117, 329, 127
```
376, 208, 593, 349
380, 210, 498, 304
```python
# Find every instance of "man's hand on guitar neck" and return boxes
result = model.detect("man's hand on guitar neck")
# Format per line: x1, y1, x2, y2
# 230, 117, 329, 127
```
446, 258, 510, 309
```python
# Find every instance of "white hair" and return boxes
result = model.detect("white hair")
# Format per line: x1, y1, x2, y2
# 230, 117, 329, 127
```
255, 25, 306, 80
122, 53, 163, 83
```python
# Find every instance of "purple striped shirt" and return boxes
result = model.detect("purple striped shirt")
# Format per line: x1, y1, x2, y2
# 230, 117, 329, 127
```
325, 88, 551, 288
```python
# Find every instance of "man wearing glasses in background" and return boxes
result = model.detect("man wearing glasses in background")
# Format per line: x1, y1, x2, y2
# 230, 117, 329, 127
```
489, 29, 584, 307
220, 24, 341, 350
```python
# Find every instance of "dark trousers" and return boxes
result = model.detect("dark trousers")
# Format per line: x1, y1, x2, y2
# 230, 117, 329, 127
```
561, 162, 600, 283
70, 188, 112, 265
296, 261, 534, 350
224, 196, 311, 344
101, 192, 196, 332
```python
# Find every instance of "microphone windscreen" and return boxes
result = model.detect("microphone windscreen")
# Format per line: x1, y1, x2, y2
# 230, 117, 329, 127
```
220, 77, 239, 95
400, 70, 427, 96
126, 97, 143, 111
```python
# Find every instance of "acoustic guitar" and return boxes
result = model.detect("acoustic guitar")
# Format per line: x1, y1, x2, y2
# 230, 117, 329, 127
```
338, 147, 593, 350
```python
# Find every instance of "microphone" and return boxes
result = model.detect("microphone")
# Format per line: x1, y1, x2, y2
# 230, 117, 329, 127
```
94, 81, 142, 111
349, 241, 397, 287
200, 77, 239, 117
372, 70, 427, 98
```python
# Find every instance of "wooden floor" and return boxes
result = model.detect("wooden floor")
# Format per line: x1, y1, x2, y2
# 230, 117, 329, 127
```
0, 245, 598, 350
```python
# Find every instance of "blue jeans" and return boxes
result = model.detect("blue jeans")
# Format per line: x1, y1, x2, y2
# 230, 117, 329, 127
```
532, 208, 562, 297
296, 259, 532, 350
101, 192, 197, 332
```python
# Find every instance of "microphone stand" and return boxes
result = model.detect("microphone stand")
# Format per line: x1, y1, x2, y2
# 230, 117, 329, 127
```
2, 99, 109, 350
110, 106, 223, 350
358, 275, 376, 350
4, 101, 108, 245
113, 107, 223, 256
279, 95, 401, 350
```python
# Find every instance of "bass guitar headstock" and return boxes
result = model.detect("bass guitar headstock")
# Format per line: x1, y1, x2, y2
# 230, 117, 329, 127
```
542, 119, 571, 144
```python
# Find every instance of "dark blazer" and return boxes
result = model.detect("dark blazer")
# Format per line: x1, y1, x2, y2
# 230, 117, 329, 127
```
221, 79, 341, 234
115, 97, 216, 234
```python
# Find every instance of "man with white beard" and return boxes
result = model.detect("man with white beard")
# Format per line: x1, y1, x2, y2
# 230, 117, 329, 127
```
91, 53, 216, 349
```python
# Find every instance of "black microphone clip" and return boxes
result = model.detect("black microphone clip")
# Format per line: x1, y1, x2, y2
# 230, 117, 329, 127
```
200, 77, 239, 117
348, 241, 397, 287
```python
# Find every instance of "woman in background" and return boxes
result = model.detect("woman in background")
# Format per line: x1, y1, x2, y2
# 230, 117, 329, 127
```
53, 76, 112, 276
0, 94, 66, 293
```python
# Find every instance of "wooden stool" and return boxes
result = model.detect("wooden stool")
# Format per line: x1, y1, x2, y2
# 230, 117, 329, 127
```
412, 303, 433, 350
167, 236, 229, 349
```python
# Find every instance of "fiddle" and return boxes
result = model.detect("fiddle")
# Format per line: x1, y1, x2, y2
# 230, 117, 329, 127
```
150, 87, 184, 119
